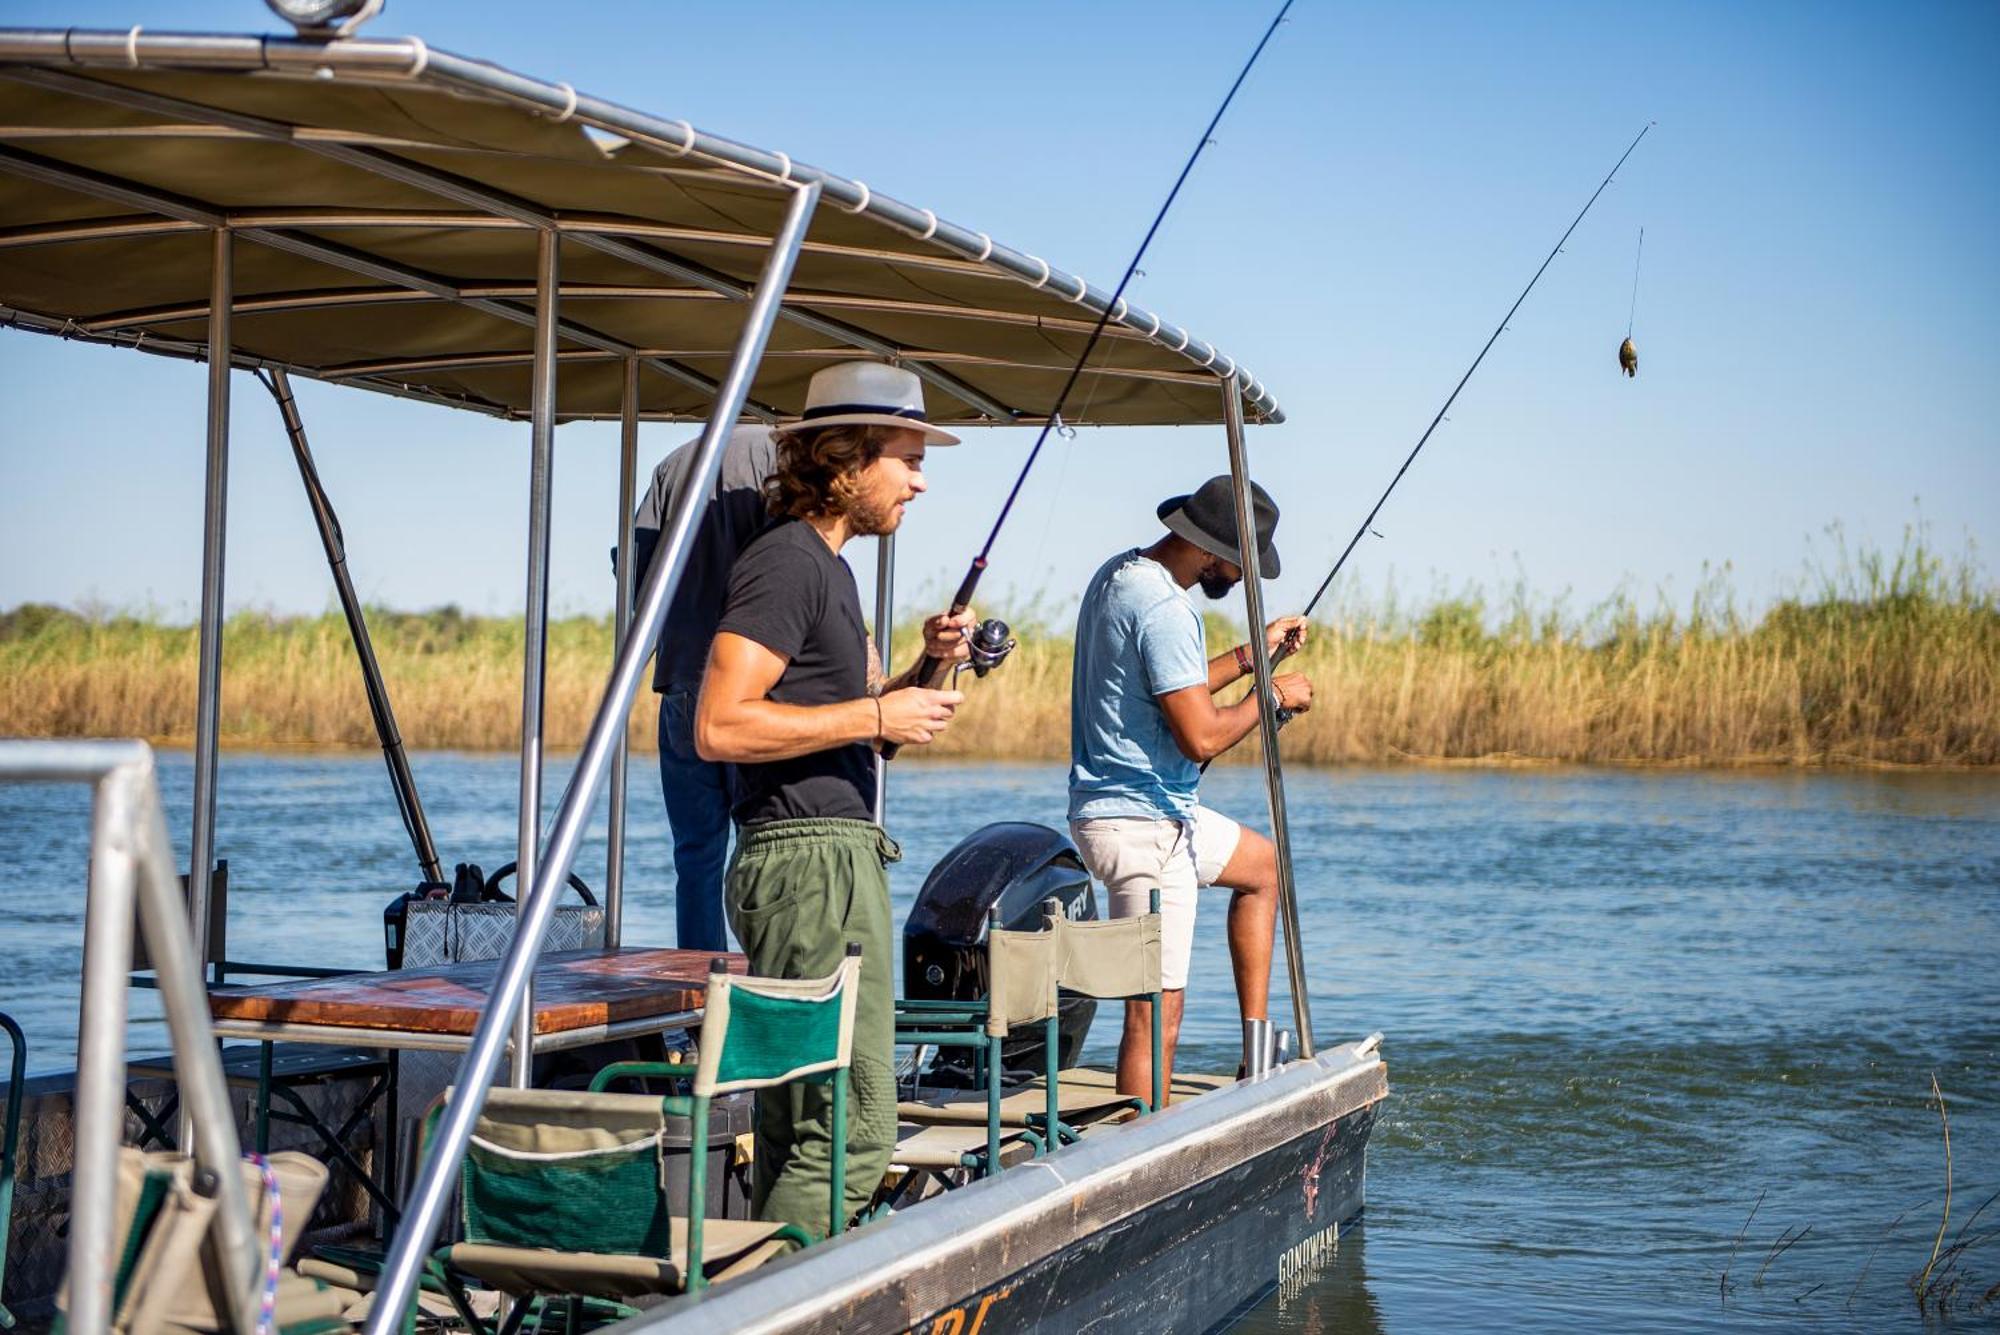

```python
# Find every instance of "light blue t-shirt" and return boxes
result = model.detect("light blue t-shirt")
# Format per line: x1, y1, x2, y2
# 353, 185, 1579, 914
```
1067, 549, 1209, 822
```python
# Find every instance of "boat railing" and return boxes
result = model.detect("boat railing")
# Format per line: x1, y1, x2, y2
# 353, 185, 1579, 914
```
0, 739, 262, 1335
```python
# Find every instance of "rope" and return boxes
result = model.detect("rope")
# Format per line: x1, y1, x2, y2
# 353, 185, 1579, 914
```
1626, 226, 1645, 340
247, 1153, 283, 1335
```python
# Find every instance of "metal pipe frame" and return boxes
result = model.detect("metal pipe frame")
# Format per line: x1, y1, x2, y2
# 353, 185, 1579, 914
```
606, 357, 640, 946
0, 142, 783, 423
1, 740, 260, 1335
0, 49, 1281, 421
510, 225, 560, 1087
873, 533, 896, 823
1220, 375, 1315, 1059
185, 226, 230, 1006
363, 177, 824, 1333
264, 368, 444, 885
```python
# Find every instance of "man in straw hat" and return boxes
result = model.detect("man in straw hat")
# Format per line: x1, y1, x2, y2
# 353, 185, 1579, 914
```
696, 360, 974, 1238
1067, 476, 1314, 1098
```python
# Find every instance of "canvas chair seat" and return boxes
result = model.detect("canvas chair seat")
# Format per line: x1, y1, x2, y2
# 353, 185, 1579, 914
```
897, 1077, 1141, 1128
890, 1121, 1038, 1171
1042, 1064, 1234, 1105
447, 1216, 792, 1299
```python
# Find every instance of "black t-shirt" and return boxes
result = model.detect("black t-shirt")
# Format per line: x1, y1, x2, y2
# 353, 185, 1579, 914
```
714, 518, 876, 825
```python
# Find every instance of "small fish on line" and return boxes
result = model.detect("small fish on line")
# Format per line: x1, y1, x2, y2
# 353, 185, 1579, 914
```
1619, 337, 1638, 378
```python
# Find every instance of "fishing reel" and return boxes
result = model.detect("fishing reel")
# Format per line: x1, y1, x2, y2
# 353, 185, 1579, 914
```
949, 618, 1017, 688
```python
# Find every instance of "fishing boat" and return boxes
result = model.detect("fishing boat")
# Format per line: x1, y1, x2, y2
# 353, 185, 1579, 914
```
0, 5, 1388, 1331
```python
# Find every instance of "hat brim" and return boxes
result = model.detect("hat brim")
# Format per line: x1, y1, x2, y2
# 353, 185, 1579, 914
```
1159, 501, 1281, 578
772, 412, 961, 446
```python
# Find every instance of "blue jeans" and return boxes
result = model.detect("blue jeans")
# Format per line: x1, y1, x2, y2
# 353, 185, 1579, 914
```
657, 689, 734, 952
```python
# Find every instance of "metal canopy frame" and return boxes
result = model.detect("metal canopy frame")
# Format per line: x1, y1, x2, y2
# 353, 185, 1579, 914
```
0, 30, 1283, 426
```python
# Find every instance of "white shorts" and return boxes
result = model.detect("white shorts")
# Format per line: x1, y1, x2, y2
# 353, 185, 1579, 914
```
1068, 806, 1243, 991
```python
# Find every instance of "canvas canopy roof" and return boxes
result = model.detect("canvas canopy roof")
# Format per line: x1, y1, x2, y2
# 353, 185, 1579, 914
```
0, 25, 1283, 427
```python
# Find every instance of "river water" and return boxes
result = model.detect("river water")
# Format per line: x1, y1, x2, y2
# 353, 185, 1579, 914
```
3, 753, 1996, 1331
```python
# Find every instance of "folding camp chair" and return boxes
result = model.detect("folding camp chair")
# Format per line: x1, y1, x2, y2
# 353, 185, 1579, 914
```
1036, 890, 1167, 1143
60, 1146, 353, 1334
425, 947, 863, 1327
891, 912, 1057, 1188
898, 891, 1165, 1154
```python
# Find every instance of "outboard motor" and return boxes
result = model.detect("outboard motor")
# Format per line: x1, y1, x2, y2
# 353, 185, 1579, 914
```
904, 822, 1098, 1083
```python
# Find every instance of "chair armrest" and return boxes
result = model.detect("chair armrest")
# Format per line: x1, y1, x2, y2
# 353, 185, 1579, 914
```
589, 1059, 694, 1093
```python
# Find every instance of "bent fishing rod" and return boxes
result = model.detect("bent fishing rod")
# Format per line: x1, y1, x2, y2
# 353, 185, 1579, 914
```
1293, 121, 1654, 627
881, 0, 1295, 759
1198, 122, 1654, 773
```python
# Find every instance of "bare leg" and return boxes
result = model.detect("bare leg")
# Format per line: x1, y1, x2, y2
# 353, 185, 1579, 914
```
1214, 826, 1279, 1023
1117, 990, 1184, 1102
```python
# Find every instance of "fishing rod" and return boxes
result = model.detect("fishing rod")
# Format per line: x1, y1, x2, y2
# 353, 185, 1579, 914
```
1201, 122, 1654, 772
881, 0, 1296, 759
1292, 122, 1654, 625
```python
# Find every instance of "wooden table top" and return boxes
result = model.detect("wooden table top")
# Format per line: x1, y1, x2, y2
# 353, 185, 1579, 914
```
207, 947, 745, 1037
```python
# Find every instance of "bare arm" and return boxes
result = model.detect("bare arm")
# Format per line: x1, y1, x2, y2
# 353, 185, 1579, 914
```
695, 631, 961, 762
1157, 669, 1315, 764
1203, 615, 1311, 693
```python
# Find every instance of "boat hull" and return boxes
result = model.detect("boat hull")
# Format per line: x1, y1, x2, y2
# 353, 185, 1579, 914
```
627, 1037, 1387, 1335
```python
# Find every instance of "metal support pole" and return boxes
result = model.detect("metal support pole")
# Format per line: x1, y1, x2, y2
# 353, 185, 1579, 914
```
512, 227, 560, 1086
364, 179, 822, 1335
69, 773, 139, 1335
873, 533, 895, 823
58, 744, 259, 1335
606, 357, 639, 946
264, 370, 444, 885
1220, 375, 1315, 1058
129, 765, 261, 1335
187, 226, 230, 998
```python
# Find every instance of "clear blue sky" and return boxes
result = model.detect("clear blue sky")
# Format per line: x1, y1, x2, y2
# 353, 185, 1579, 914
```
3, 0, 1995, 631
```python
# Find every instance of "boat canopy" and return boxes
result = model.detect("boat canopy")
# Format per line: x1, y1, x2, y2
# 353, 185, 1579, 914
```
0, 26, 1283, 427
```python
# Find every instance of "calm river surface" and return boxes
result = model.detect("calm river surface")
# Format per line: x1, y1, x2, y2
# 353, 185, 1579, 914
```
3, 753, 1996, 1331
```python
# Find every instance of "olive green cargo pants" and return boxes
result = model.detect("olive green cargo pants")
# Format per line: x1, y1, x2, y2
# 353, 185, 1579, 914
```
724, 817, 898, 1239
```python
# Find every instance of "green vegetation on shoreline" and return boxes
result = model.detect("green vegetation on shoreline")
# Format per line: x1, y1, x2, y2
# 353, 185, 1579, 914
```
3, 534, 1994, 767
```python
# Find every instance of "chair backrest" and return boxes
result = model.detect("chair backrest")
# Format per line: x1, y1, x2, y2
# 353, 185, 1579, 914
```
459, 1087, 673, 1257
984, 926, 1059, 1039
688, 948, 864, 1271
1052, 913, 1163, 1000
692, 950, 863, 1098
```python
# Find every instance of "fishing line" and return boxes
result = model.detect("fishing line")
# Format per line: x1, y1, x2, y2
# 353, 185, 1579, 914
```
1626, 225, 1645, 339
884, 0, 1296, 755
1296, 121, 1655, 624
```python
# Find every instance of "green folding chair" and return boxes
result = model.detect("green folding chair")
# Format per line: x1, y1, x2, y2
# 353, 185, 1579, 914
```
425, 946, 864, 1327
892, 911, 1057, 1184
898, 891, 1166, 1157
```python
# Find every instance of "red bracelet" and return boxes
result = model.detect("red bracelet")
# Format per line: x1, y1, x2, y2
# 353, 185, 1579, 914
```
1233, 643, 1253, 677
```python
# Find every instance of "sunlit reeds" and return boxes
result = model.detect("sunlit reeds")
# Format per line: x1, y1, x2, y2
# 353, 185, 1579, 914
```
3, 531, 1993, 767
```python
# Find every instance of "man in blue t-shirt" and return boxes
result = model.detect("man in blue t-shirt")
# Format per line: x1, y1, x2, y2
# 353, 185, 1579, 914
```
1068, 475, 1314, 1097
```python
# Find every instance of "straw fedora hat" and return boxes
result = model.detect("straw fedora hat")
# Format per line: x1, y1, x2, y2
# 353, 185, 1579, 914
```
775, 361, 961, 446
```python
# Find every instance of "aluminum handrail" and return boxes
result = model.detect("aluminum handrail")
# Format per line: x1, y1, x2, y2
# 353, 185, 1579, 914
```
0, 740, 260, 1335
363, 177, 823, 1331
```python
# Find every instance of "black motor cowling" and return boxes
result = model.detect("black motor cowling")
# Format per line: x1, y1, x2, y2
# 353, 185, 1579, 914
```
903, 822, 1097, 1082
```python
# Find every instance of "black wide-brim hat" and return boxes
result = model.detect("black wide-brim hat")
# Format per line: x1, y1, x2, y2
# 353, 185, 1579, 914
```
1157, 474, 1281, 577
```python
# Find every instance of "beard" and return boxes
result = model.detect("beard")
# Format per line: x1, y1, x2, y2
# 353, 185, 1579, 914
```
1197, 561, 1239, 600
845, 489, 901, 537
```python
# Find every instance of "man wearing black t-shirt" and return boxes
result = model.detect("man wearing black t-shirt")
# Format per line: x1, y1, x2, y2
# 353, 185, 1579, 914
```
696, 361, 973, 1239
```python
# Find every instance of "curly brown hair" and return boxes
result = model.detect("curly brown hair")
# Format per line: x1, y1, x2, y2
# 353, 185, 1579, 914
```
763, 422, 895, 519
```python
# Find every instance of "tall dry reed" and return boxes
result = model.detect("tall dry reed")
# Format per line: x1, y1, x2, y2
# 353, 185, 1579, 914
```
3, 532, 1994, 767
